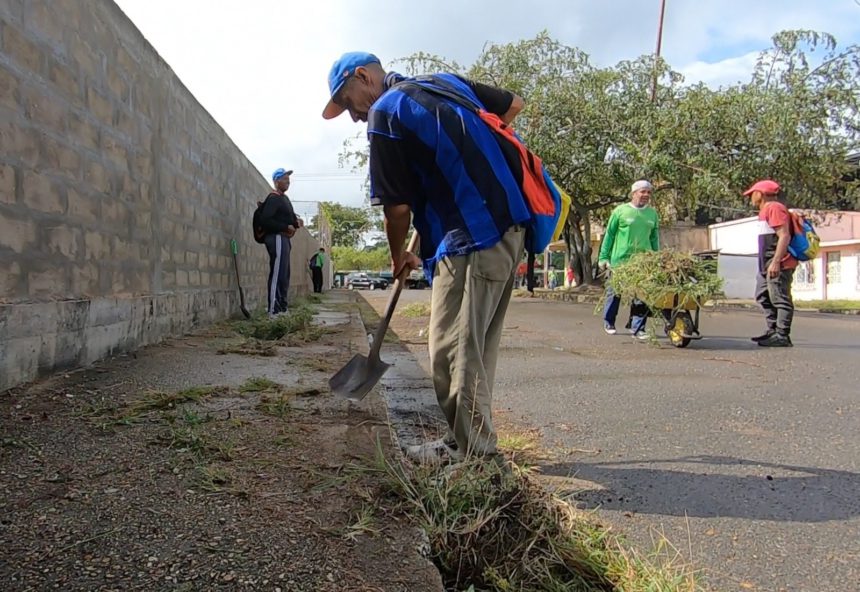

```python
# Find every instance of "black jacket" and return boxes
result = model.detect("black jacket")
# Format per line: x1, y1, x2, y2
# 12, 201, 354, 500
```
259, 192, 298, 234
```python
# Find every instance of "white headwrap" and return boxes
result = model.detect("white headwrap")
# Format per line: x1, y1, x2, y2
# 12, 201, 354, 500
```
631, 180, 653, 194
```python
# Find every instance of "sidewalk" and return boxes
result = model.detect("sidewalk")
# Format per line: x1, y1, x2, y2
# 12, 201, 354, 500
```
0, 293, 442, 592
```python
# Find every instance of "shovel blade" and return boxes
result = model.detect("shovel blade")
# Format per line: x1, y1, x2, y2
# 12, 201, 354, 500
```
328, 353, 391, 401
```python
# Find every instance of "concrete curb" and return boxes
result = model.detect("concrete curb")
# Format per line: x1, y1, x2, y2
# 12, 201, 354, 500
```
349, 296, 446, 454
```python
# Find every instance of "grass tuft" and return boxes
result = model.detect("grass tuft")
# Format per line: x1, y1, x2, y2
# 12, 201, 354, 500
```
363, 441, 702, 592
233, 303, 321, 341
239, 377, 280, 393
400, 302, 432, 318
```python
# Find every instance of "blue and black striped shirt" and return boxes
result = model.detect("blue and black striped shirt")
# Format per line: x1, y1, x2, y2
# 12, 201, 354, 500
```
368, 73, 530, 280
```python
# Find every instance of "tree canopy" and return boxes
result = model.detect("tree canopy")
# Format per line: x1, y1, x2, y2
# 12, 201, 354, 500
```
342, 30, 860, 283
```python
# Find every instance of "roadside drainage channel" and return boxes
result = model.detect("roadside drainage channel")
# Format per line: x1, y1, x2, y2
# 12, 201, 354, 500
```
344, 293, 447, 452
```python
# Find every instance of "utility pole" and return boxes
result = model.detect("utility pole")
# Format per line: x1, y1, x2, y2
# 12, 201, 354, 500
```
650, 0, 667, 103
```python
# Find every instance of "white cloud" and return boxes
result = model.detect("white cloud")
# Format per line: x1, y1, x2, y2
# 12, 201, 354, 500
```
113, 0, 860, 206
679, 52, 760, 88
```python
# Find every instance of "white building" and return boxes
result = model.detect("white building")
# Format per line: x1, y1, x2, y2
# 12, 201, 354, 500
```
708, 211, 860, 301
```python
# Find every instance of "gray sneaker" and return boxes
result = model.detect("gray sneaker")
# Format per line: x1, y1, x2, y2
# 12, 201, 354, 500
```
404, 439, 464, 466
603, 323, 617, 335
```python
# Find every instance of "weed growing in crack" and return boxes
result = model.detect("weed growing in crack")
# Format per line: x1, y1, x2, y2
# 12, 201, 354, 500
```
239, 377, 280, 393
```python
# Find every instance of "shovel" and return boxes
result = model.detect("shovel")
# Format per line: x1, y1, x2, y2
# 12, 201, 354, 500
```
230, 239, 251, 319
329, 231, 420, 401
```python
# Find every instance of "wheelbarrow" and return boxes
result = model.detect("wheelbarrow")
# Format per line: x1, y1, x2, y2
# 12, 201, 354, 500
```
652, 292, 703, 348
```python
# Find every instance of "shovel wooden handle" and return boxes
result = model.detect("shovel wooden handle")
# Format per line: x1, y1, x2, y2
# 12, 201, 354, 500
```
368, 231, 420, 360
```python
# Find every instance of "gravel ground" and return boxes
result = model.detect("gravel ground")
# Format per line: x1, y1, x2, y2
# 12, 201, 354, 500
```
0, 294, 442, 592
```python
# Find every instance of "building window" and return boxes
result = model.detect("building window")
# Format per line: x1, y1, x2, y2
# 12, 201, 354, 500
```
795, 261, 815, 288
826, 251, 841, 285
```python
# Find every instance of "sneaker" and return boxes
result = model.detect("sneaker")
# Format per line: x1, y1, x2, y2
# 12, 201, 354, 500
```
632, 331, 650, 341
751, 330, 776, 343
758, 333, 793, 347
404, 439, 464, 466
603, 323, 617, 335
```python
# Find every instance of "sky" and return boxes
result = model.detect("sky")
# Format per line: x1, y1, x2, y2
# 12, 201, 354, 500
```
113, 0, 860, 212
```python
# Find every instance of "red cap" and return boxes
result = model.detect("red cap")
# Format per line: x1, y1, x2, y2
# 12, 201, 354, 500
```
743, 179, 781, 196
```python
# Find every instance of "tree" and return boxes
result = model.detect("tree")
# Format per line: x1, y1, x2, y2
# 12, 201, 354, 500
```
330, 245, 390, 272
661, 30, 860, 218
339, 30, 860, 283
315, 202, 374, 249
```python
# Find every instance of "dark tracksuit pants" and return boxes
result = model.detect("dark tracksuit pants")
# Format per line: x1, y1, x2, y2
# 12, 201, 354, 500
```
265, 234, 290, 314
755, 268, 795, 335
311, 266, 323, 293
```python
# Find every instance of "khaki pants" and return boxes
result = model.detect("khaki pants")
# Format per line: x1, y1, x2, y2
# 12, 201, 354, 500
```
428, 226, 524, 456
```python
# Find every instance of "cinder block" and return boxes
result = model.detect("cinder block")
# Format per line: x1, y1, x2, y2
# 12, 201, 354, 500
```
0, 121, 40, 167
71, 263, 99, 297
2, 22, 43, 73
0, 210, 37, 253
23, 84, 67, 131
0, 164, 15, 204
101, 135, 128, 172
22, 170, 64, 213
84, 159, 111, 194
176, 269, 189, 287
0, 261, 23, 301
67, 112, 99, 151
86, 87, 113, 125
189, 269, 200, 286
28, 266, 68, 298
0, 64, 20, 110
67, 188, 100, 226
102, 199, 129, 228
84, 230, 108, 259
44, 224, 81, 258
106, 67, 128, 103
48, 58, 81, 101
23, 1, 65, 48
40, 135, 81, 178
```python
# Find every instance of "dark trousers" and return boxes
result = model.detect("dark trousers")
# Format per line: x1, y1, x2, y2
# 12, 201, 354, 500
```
264, 234, 291, 314
603, 284, 648, 333
755, 268, 795, 335
311, 267, 323, 293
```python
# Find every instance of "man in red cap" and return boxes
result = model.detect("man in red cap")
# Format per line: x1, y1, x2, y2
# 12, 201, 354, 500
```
744, 179, 796, 347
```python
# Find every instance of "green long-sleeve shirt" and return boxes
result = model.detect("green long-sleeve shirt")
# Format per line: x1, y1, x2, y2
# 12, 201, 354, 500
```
598, 203, 660, 267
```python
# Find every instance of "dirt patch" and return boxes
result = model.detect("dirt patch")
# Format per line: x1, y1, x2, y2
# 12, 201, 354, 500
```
0, 294, 441, 592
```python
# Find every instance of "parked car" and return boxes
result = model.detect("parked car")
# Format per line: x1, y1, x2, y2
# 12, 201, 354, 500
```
346, 273, 388, 290
378, 270, 394, 286
405, 269, 429, 289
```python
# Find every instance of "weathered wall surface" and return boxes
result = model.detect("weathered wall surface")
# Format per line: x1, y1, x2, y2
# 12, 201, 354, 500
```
0, 0, 316, 391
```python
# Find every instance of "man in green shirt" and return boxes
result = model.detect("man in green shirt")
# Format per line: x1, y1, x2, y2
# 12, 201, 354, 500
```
597, 180, 660, 339
309, 247, 326, 293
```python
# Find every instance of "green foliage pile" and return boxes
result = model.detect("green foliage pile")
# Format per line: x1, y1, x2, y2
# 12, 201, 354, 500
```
608, 250, 723, 311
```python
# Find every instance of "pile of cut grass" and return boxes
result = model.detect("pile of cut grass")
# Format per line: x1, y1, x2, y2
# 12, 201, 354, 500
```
367, 450, 702, 592
608, 250, 723, 313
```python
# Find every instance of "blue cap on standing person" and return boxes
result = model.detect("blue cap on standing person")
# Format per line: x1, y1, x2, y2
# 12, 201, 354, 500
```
272, 168, 293, 182
322, 52, 381, 120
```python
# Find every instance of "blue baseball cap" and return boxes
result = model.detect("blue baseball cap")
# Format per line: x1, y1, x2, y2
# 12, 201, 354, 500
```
272, 168, 293, 182
322, 51, 381, 119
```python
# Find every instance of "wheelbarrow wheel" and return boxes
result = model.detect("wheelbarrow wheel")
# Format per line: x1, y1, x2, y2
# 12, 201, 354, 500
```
665, 311, 694, 348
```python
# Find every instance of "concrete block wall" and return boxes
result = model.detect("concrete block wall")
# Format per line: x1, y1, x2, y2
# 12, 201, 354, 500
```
0, 0, 317, 391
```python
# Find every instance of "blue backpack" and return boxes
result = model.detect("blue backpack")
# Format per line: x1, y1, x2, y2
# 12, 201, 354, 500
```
788, 212, 820, 262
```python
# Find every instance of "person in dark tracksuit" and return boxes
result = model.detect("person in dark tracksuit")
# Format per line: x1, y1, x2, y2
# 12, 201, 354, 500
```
259, 168, 302, 316
309, 248, 326, 293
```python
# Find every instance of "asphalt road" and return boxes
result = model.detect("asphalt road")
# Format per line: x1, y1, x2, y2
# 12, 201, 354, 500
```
362, 288, 860, 592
